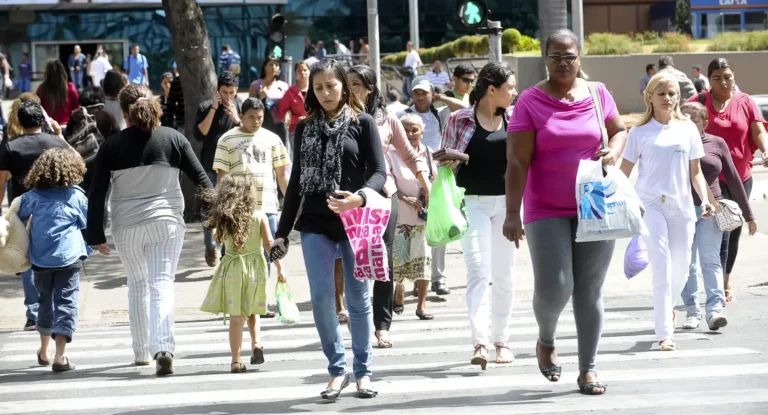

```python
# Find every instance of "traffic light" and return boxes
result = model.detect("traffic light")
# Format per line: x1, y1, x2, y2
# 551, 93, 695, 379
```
457, 0, 488, 30
267, 13, 286, 59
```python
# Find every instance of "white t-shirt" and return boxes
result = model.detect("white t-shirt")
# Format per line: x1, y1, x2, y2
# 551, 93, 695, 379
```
89, 56, 112, 86
404, 50, 421, 70
398, 106, 441, 151
622, 118, 704, 220
694, 73, 710, 90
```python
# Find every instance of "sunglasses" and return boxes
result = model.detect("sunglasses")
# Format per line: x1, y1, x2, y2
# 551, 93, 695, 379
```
460, 77, 476, 84
547, 55, 579, 64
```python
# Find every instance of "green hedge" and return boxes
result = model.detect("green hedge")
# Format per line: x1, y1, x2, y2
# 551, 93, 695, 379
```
381, 29, 538, 65
708, 30, 768, 51
652, 32, 693, 53
586, 33, 641, 55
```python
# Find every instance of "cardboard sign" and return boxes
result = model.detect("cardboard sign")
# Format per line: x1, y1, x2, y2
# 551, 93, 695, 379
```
339, 189, 391, 282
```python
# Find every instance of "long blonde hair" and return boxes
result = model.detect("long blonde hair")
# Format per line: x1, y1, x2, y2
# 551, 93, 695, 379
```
7, 93, 41, 139
636, 73, 688, 127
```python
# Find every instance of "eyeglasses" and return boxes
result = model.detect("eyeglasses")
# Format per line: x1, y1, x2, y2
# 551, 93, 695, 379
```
547, 55, 579, 64
460, 77, 476, 84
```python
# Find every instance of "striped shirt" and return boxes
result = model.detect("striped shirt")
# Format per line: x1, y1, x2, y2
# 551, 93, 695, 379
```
213, 127, 291, 214
426, 70, 451, 89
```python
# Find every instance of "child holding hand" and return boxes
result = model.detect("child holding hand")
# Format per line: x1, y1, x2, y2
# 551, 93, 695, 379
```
200, 173, 286, 373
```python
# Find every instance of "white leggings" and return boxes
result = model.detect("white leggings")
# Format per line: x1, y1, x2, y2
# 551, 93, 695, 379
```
113, 220, 186, 361
642, 200, 695, 342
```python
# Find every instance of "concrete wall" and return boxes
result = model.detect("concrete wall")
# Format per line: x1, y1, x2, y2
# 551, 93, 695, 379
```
503, 52, 768, 114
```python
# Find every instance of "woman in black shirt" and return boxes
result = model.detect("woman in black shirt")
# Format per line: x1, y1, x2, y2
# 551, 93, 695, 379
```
273, 59, 386, 399
441, 62, 519, 370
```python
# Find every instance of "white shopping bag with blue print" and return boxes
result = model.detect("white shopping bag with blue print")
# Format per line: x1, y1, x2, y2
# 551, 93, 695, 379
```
575, 159, 647, 242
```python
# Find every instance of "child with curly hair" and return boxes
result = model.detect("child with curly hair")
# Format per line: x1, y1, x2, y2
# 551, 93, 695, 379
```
17, 148, 91, 372
200, 173, 286, 373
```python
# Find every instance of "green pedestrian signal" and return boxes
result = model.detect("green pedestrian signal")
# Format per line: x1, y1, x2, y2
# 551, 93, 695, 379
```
272, 45, 283, 58
458, 0, 488, 30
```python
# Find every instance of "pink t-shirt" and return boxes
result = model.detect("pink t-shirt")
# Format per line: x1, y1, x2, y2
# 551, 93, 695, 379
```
685, 91, 764, 182
507, 83, 618, 224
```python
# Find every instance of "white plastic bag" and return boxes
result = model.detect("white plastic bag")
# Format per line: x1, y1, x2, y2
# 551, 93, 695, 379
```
575, 159, 647, 242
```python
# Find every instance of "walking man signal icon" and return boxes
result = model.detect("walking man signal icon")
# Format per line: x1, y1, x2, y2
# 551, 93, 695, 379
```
457, 0, 487, 29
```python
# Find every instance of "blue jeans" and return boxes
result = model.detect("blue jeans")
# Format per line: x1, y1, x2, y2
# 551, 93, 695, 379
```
22, 269, 39, 321
402, 74, 414, 101
19, 78, 31, 93
34, 266, 80, 342
72, 70, 84, 90
203, 171, 217, 251
301, 232, 373, 380
682, 211, 725, 319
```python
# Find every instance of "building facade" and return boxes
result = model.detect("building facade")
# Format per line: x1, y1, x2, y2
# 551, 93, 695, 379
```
691, 0, 768, 38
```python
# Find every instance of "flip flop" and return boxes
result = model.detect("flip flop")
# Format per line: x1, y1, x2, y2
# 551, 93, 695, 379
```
52, 357, 75, 373
415, 311, 434, 320
375, 331, 393, 348
37, 349, 51, 366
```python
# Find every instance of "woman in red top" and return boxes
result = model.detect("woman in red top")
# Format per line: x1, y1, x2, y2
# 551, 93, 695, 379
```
686, 58, 768, 302
277, 60, 310, 154
36, 60, 80, 126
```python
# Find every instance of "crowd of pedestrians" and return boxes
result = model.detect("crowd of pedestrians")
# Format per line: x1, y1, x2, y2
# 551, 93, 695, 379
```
1, 28, 765, 402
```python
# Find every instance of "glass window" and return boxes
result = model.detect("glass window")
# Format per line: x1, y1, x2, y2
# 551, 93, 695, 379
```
746, 11, 768, 32
723, 13, 742, 33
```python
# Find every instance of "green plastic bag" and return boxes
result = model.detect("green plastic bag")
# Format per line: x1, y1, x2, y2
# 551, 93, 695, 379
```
275, 281, 300, 326
426, 165, 468, 247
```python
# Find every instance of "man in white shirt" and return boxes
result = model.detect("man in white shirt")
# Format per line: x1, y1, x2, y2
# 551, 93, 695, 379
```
386, 88, 408, 114
691, 65, 710, 91
333, 39, 350, 56
402, 41, 421, 101
89, 49, 112, 87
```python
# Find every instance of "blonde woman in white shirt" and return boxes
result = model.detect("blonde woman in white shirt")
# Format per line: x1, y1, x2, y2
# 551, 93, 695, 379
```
619, 73, 715, 352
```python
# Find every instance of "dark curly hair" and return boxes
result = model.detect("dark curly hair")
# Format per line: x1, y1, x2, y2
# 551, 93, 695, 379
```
201, 173, 258, 251
24, 148, 86, 190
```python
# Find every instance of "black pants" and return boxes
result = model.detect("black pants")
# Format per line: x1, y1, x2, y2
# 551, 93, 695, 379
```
373, 194, 399, 332
719, 177, 753, 274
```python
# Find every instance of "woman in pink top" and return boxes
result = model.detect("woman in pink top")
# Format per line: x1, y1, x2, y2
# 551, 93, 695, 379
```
504, 30, 627, 396
347, 65, 429, 349
36, 60, 80, 126
685, 58, 768, 302
277, 60, 310, 153
250, 55, 290, 151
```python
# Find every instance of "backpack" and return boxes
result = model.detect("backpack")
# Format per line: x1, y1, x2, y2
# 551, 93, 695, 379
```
64, 105, 104, 163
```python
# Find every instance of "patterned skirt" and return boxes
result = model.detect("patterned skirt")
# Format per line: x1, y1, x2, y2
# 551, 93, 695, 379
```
392, 223, 431, 283
200, 250, 268, 317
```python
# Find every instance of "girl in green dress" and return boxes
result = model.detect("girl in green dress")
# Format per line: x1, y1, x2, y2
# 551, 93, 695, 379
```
200, 173, 286, 373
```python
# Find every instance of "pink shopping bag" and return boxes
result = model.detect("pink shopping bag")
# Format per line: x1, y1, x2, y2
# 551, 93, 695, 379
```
339, 188, 391, 282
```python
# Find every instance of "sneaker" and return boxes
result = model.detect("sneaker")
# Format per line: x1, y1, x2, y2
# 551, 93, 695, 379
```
682, 316, 701, 330
23, 320, 36, 331
155, 352, 174, 376
205, 247, 218, 268
707, 313, 728, 331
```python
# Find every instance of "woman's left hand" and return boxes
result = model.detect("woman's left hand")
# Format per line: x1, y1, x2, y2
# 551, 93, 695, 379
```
327, 191, 364, 214
748, 220, 758, 235
277, 270, 287, 283
700, 202, 715, 218
595, 148, 619, 165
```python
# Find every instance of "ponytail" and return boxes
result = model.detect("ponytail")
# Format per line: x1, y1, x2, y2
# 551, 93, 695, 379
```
118, 83, 162, 132
472, 62, 514, 116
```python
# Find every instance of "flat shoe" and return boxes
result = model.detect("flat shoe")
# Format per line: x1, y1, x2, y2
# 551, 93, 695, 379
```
251, 345, 265, 365
577, 377, 607, 395
321, 375, 350, 401
536, 341, 561, 382
230, 362, 247, 373
357, 385, 379, 398
156, 352, 174, 376
52, 357, 75, 373
37, 349, 51, 366
415, 311, 434, 320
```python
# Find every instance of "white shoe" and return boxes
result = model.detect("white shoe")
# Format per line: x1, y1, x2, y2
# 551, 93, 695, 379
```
682, 316, 701, 330
707, 313, 728, 331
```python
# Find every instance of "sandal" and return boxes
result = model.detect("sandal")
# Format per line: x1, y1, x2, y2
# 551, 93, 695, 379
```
494, 342, 514, 364
375, 330, 393, 348
577, 375, 607, 395
251, 344, 265, 364
52, 357, 75, 373
536, 341, 561, 382
394, 283, 405, 315
37, 349, 51, 366
321, 375, 350, 401
659, 339, 675, 351
415, 310, 434, 320
356, 377, 378, 398
230, 361, 247, 373
470, 344, 489, 370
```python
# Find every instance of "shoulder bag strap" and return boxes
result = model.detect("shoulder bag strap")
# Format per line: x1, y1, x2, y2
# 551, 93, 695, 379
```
587, 81, 609, 149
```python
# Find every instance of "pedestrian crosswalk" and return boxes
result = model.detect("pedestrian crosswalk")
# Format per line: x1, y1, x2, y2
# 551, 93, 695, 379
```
0, 299, 766, 414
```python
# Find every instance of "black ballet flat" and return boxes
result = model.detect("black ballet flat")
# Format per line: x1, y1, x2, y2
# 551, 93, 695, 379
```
320, 375, 350, 401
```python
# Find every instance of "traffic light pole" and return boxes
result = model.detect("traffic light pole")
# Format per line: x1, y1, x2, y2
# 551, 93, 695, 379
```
367, 0, 381, 89
408, 0, 420, 49
486, 20, 503, 63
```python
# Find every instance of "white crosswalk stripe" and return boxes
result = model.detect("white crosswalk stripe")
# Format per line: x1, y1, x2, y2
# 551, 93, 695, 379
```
0, 302, 764, 414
